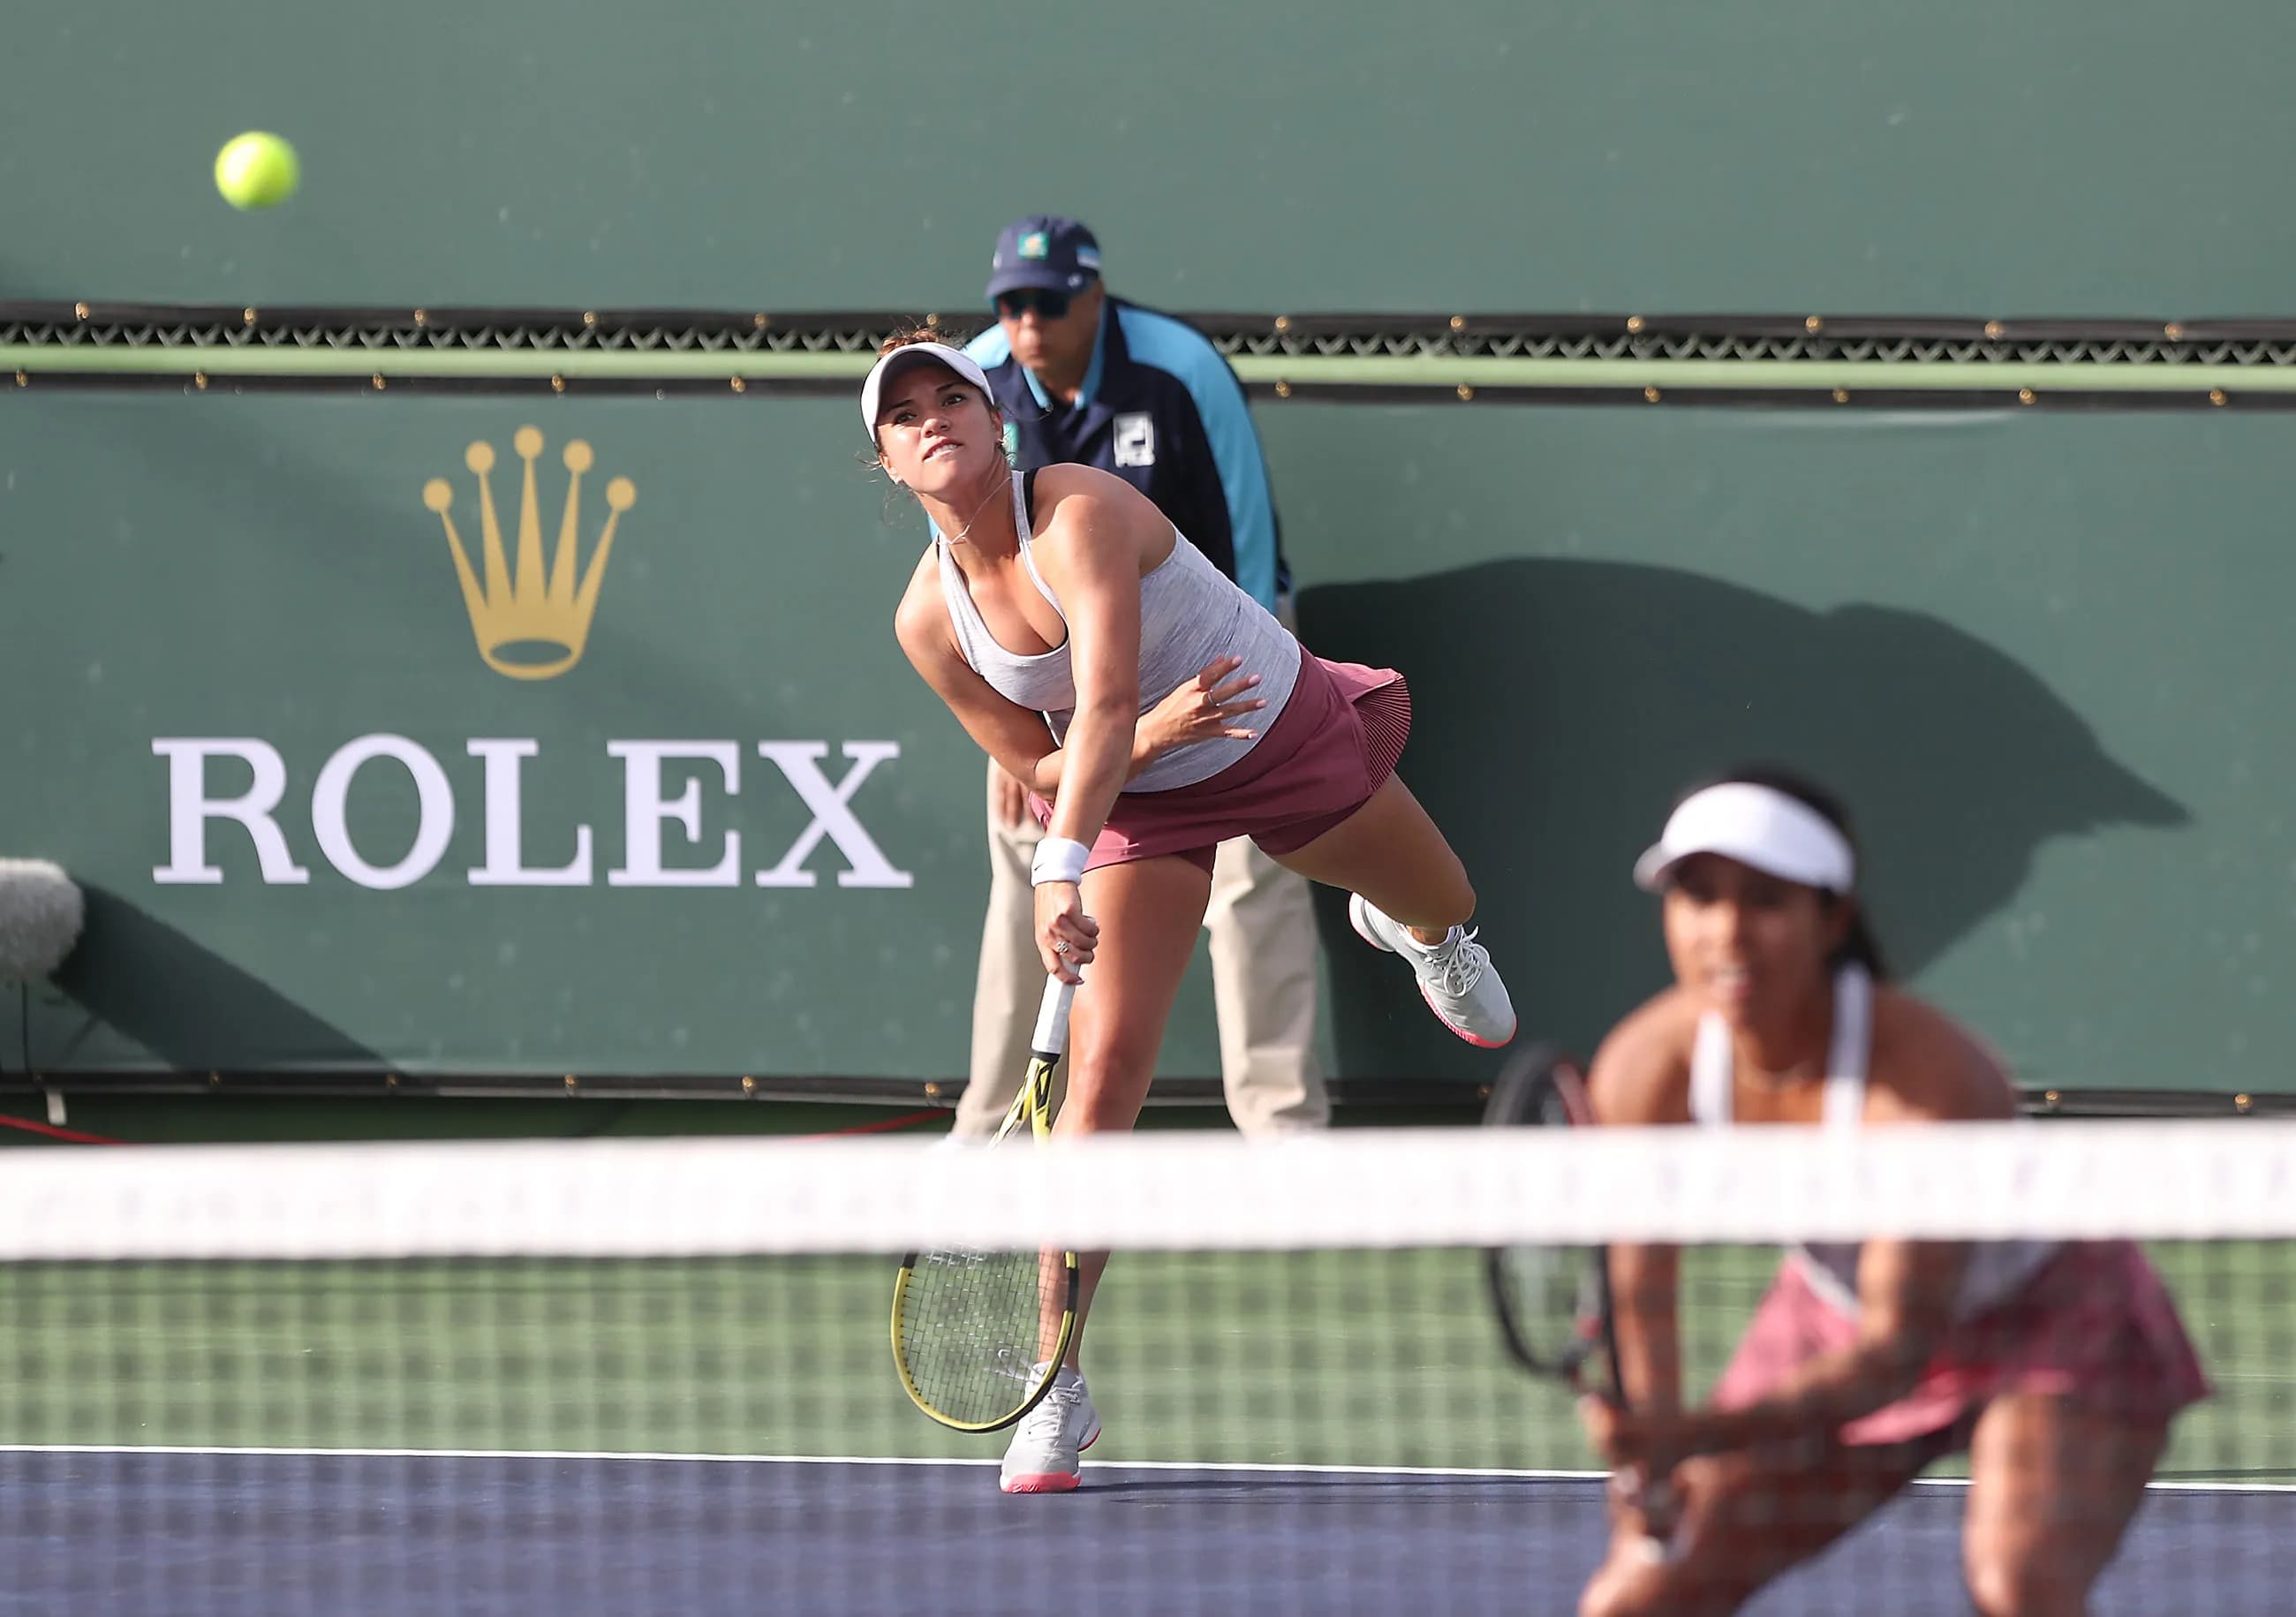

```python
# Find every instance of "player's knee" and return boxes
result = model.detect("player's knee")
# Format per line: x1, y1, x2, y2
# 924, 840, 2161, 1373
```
1061, 1095, 1137, 1133
1964, 1547, 2082, 1617
1579, 1526, 1754, 1617
1575, 1550, 1686, 1617
1575, 1567, 1640, 1617
1061, 1044, 1159, 1132
1577, 1574, 1676, 1617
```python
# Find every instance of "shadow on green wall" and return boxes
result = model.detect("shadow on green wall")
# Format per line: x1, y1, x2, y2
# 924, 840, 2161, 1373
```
46, 886, 385, 1072
1299, 558, 2188, 1083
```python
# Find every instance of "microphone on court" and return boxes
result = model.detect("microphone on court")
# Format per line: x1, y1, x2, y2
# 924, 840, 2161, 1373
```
0, 858, 85, 983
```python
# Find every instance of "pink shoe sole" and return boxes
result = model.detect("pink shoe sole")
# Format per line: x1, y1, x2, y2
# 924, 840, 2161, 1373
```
1000, 1471, 1081, 1494
999, 1425, 1098, 1495
1418, 976, 1516, 1048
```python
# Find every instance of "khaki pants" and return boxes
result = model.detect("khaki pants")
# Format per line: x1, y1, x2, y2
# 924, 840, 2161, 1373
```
952, 754, 1331, 1137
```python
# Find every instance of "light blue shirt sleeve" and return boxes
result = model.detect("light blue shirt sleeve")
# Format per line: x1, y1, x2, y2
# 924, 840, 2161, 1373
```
1115, 306, 1281, 612
963, 327, 1012, 366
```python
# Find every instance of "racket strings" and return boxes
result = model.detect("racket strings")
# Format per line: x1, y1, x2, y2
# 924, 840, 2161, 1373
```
897, 1246, 1069, 1424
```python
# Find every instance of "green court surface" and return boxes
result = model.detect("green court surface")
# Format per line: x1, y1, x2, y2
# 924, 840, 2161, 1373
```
1, 1244, 2281, 1484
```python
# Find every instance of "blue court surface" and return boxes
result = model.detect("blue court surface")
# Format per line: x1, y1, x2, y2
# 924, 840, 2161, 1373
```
3, 1448, 2285, 1615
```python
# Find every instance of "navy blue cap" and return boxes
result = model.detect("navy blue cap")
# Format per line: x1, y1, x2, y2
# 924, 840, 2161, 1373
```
985, 215, 1103, 299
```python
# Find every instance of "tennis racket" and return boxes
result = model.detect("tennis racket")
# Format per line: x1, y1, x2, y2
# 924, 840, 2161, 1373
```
891, 976, 1082, 1432
1483, 1044, 1617, 1387
1483, 1044, 1679, 1559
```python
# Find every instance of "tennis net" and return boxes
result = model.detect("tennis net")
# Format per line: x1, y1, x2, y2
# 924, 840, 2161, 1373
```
2, 1119, 2289, 1615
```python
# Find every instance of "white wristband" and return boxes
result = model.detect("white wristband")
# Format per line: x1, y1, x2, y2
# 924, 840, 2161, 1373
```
1031, 836, 1091, 887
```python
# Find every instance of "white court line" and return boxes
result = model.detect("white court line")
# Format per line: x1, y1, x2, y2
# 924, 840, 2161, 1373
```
0, 1445, 2288, 1493
0, 1444, 1562, 1478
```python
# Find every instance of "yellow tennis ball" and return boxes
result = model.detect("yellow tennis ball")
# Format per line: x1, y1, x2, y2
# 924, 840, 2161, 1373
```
214, 132, 300, 210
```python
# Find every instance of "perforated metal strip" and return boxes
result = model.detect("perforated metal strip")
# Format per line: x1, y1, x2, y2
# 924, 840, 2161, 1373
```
7, 305, 2295, 406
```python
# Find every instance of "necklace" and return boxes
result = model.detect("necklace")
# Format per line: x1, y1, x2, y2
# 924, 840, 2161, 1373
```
940, 472, 1010, 548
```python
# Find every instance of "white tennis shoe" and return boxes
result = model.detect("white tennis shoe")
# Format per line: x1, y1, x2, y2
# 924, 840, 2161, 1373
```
1000, 1364, 1101, 1494
1348, 895, 1517, 1049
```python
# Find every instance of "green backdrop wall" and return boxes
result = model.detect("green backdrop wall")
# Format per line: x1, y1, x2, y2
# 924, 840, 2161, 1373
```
7, 0, 2291, 1097
9, 0, 2293, 317
1, 394, 2280, 1093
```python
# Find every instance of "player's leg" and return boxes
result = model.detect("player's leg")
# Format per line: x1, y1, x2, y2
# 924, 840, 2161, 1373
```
1052, 851, 1216, 1356
1960, 1395, 2165, 1616
1579, 1436, 1938, 1617
1268, 774, 1469, 931
955, 759, 1045, 1137
1001, 851, 1211, 1495
1268, 774, 1514, 1047
1204, 836, 1328, 1134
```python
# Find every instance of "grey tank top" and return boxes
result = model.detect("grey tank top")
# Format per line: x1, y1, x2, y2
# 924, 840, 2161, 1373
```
935, 471, 1302, 792
1689, 966, 2056, 1322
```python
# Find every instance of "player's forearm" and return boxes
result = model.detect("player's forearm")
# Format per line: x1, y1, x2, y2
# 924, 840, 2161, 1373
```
1610, 1247, 1685, 1412
1680, 1336, 1928, 1455
1610, 1311, 1683, 1417
1029, 722, 1167, 796
1043, 703, 1137, 843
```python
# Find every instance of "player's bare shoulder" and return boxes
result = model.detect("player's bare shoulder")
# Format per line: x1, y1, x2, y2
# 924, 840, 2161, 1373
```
1030, 465, 1168, 563
1866, 986, 2018, 1123
1031, 461, 1137, 511
1585, 986, 1701, 1126
892, 548, 953, 666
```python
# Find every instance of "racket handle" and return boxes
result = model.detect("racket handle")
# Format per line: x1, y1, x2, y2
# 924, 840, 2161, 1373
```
1628, 1475, 1681, 1565
1608, 1462, 1680, 1560
1031, 978, 1077, 1059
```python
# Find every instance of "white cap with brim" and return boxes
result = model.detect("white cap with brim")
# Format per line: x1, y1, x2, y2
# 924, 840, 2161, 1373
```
1631, 782, 1855, 895
859, 342, 995, 442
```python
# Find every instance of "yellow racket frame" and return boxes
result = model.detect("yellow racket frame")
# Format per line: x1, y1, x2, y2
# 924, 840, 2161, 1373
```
892, 982, 1081, 1432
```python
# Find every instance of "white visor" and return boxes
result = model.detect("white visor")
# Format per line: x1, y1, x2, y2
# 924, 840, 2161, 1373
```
859, 342, 994, 442
1631, 782, 1855, 894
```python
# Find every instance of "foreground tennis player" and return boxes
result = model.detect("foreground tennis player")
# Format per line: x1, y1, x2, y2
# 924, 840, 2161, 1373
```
865, 331, 1518, 1492
1575, 767, 2208, 1616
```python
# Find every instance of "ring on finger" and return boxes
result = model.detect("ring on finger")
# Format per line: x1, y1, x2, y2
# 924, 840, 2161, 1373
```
1054, 941, 1070, 954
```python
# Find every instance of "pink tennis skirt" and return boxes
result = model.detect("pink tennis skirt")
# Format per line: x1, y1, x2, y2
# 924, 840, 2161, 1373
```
1710, 1238, 2210, 1448
1030, 644, 1411, 877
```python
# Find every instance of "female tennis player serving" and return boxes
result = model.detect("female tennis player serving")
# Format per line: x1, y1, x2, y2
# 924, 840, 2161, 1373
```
1575, 767, 2208, 1616
865, 332, 1517, 1492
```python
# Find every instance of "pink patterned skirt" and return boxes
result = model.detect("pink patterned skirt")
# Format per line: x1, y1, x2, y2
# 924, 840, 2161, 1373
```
1031, 644, 1411, 877
1710, 1238, 2210, 1448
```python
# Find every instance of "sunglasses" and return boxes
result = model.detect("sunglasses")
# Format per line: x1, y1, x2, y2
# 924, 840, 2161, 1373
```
995, 289, 1073, 321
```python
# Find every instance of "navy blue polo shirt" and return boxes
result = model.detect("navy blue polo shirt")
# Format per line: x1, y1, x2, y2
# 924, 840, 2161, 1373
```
965, 297, 1289, 611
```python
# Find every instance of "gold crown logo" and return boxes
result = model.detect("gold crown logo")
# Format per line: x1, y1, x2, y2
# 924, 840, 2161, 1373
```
422, 427, 636, 680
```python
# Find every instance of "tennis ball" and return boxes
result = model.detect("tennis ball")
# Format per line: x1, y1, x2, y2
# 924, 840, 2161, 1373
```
214, 132, 300, 210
